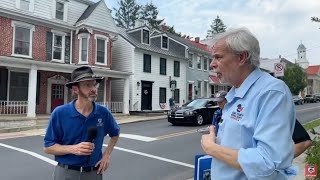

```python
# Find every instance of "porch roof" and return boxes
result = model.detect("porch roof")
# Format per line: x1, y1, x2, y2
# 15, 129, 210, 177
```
0, 56, 132, 79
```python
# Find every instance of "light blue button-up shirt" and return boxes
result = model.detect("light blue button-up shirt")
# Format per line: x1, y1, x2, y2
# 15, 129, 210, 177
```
211, 68, 296, 180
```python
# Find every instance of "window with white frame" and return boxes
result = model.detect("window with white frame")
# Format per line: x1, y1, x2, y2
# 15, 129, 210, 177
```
52, 32, 66, 61
162, 36, 168, 49
203, 58, 208, 70
142, 29, 150, 44
53, 0, 68, 21
95, 34, 108, 64
9, 71, 29, 101
56, 2, 64, 20
188, 53, 193, 68
197, 56, 202, 69
78, 33, 90, 63
197, 80, 202, 96
16, 0, 34, 11
11, 21, 35, 57
203, 81, 208, 97
96, 79, 105, 102
21, 0, 30, 10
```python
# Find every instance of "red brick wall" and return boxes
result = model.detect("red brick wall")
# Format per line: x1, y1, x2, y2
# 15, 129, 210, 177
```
33, 26, 51, 61
72, 31, 79, 64
36, 71, 71, 114
0, 17, 13, 56
0, 16, 50, 61
73, 30, 112, 69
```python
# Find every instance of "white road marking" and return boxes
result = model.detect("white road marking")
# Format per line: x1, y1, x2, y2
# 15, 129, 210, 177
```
40, 134, 158, 142
0, 142, 194, 169
0, 143, 57, 165
103, 144, 194, 168
296, 106, 320, 112
120, 133, 157, 142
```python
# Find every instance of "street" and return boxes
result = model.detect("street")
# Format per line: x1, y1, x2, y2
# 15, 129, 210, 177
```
0, 102, 319, 180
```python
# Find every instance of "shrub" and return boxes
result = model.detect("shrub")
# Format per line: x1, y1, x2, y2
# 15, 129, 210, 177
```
305, 136, 320, 180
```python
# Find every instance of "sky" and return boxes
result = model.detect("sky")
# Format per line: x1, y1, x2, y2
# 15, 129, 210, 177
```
103, 0, 320, 66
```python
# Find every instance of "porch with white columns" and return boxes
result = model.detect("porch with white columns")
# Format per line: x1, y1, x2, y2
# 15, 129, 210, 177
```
122, 77, 130, 114
27, 65, 37, 117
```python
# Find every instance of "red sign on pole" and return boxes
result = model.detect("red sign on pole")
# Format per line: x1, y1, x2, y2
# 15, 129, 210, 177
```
305, 165, 318, 178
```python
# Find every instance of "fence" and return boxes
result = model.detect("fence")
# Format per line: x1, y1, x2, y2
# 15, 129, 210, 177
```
96, 101, 123, 113
0, 101, 28, 115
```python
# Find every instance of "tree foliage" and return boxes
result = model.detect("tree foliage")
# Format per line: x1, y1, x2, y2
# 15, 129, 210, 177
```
207, 15, 227, 39
140, 2, 163, 30
282, 64, 307, 95
113, 0, 141, 29
305, 136, 320, 180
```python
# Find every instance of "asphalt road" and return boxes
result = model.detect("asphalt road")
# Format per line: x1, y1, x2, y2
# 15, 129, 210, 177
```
0, 102, 319, 180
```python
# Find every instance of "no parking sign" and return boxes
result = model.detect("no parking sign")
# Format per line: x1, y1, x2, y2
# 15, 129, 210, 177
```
274, 63, 285, 77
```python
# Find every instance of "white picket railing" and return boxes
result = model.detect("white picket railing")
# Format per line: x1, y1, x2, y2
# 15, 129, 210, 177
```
0, 101, 28, 115
96, 102, 123, 113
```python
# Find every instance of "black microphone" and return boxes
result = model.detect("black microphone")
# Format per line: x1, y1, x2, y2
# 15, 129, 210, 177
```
87, 127, 97, 164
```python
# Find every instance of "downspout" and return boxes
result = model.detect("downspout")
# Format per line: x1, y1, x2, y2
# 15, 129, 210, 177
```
70, 30, 73, 64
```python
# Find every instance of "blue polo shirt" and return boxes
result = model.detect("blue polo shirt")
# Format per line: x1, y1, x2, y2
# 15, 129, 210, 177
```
211, 68, 296, 179
44, 99, 120, 167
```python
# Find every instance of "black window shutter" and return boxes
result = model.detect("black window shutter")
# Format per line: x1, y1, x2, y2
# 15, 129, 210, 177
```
46, 32, 53, 61
65, 36, 70, 64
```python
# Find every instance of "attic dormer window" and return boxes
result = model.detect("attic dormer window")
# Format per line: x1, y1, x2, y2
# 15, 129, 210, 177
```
56, 2, 64, 20
142, 29, 149, 45
162, 36, 168, 49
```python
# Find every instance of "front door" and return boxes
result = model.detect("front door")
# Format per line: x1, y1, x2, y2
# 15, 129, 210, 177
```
51, 84, 64, 112
141, 82, 152, 110
188, 83, 193, 101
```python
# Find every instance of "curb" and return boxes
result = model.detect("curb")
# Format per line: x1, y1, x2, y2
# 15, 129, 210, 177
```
0, 116, 167, 134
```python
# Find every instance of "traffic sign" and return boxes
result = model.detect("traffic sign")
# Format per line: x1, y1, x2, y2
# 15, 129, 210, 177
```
274, 62, 285, 77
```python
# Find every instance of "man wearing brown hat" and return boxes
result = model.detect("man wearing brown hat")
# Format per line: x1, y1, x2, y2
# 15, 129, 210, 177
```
44, 66, 120, 180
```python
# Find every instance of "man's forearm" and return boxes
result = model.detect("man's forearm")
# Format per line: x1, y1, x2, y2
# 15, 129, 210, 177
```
208, 143, 242, 171
103, 136, 119, 156
44, 144, 73, 156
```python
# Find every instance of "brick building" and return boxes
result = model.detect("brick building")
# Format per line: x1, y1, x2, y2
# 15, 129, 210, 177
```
0, 0, 131, 117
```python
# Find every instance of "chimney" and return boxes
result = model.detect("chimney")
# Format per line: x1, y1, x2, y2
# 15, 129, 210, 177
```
134, 19, 144, 28
195, 37, 200, 43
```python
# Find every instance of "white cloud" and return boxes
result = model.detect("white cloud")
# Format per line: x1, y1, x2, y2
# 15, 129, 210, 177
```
106, 0, 320, 65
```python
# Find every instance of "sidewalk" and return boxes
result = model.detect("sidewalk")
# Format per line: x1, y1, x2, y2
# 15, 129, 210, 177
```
0, 114, 167, 135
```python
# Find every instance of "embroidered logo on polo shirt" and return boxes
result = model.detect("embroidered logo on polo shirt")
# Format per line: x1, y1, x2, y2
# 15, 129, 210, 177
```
97, 118, 103, 127
231, 104, 244, 121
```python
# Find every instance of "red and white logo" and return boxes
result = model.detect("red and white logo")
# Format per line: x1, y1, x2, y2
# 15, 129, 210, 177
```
305, 165, 318, 178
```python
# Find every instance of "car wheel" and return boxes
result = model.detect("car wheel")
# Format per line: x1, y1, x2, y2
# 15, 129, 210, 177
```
171, 122, 178, 126
196, 115, 204, 125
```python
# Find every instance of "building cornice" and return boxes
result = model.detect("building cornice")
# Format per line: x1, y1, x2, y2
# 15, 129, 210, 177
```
0, 56, 132, 78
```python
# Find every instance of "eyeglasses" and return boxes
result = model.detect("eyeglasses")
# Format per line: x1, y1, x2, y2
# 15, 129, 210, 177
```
79, 81, 100, 89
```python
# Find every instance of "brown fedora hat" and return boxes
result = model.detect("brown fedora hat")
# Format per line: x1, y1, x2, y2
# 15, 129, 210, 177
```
65, 66, 104, 88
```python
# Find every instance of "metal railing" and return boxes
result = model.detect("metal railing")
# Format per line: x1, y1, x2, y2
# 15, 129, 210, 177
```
0, 101, 28, 115
96, 101, 123, 113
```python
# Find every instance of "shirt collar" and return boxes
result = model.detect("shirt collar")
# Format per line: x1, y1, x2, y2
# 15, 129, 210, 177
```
69, 99, 99, 117
225, 68, 263, 101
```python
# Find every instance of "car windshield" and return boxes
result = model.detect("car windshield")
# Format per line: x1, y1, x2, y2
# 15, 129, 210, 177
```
186, 99, 207, 108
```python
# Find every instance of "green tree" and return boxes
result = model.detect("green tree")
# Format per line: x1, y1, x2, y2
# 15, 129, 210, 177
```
207, 15, 227, 39
140, 2, 163, 30
113, 0, 141, 29
282, 64, 307, 95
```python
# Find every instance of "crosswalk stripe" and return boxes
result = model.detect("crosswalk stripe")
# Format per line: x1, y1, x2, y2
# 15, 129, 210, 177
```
104, 144, 194, 168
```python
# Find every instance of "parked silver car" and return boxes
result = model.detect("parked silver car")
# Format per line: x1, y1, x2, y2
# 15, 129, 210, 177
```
292, 95, 304, 105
